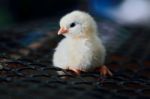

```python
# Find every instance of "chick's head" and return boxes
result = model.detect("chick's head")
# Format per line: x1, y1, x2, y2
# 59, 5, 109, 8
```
58, 11, 98, 38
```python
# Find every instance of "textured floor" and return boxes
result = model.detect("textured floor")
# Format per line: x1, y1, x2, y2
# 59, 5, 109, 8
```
0, 20, 150, 99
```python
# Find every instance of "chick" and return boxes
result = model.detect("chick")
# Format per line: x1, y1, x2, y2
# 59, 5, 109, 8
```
53, 11, 112, 76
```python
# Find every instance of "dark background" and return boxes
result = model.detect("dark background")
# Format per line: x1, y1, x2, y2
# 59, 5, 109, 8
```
0, 0, 84, 27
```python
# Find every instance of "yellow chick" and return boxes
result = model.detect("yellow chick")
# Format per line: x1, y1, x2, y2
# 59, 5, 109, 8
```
53, 10, 112, 76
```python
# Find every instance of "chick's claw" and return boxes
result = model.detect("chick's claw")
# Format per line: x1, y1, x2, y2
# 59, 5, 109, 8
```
69, 68, 81, 76
97, 65, 113, 77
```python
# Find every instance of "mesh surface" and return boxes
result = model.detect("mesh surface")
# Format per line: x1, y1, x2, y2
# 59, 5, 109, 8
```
0, 20, 150, 99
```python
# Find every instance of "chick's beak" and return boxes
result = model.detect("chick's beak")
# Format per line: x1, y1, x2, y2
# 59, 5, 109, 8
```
58, 27, 68, 35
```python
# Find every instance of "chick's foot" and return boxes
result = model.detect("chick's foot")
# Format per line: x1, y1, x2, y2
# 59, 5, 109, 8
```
96, 65, 113, 77
69, 67, 81, 75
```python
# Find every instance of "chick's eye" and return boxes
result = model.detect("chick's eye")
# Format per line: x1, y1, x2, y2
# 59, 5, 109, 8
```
70, 22, 76, 28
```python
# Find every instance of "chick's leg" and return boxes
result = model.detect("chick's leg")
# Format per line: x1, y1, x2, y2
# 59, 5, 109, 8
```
97, 65, 113, 76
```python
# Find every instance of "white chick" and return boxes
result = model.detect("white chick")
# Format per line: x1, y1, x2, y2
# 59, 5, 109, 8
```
53, 11, 112, 76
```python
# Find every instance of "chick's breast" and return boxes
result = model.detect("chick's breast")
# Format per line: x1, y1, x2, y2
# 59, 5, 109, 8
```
53, 37, 106, 71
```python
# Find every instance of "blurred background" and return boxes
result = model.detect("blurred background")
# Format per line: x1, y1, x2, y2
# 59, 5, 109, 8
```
1, 0, 150, 27
0, 0, 150, 63
0, 0, 83, 28
0, 0, 150, 61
